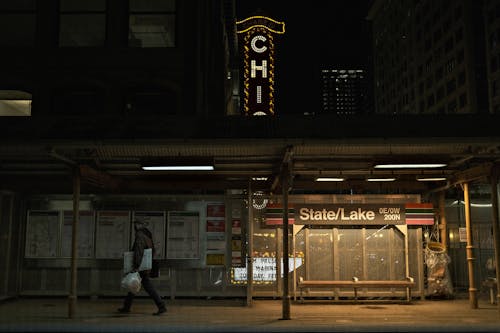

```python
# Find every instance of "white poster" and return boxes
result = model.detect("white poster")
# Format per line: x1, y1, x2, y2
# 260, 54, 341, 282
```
25, 211, 60, 258
95, 211, 130, 259
232, 257, 303, 283
61, 210, 95, 258
167, 211, 199, 259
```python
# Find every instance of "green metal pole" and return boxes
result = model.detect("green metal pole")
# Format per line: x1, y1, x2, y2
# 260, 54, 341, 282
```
68, 167, 80, 318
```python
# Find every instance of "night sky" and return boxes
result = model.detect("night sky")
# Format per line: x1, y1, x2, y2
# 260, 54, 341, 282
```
235, 1, 375, 114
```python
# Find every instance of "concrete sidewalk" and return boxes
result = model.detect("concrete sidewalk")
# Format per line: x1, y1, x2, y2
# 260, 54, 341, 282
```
0, 295, 499, 333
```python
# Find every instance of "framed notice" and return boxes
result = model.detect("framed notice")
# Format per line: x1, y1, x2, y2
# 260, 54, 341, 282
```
231, 219, 241, 234
25, 210, 60, 258
95, 211, 130, 259
207, 203, 225, 218
207, 233, 226, 251
132, 211, 166, 259
61, 210, 95, 258
459, 227, 467, 242
167, 211, 199, 259
206, 253, 225, 266
207, 220, 225, 233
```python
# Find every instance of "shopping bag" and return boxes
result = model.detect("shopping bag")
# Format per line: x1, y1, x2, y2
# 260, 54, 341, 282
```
121, 271, 142, 293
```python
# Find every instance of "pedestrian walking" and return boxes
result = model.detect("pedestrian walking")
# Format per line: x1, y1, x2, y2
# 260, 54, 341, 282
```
118, 220, 166, 315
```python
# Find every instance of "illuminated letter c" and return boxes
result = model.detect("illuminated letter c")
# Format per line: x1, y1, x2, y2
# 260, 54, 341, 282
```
251, 35, 267, 53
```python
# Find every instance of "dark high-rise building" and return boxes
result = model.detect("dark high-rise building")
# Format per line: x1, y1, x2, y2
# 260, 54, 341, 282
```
484, 0, 500, 114
321, 69, 368, 115
367, 0, 488, 114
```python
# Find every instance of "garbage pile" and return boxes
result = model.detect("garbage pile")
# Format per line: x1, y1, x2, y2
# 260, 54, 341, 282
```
425, 242, 454, 297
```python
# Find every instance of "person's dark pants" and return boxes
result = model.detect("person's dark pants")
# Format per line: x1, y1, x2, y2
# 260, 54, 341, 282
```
122, 272, 165, 311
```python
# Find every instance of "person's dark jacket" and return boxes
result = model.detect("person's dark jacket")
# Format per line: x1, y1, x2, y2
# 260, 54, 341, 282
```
132, 227, 154, 275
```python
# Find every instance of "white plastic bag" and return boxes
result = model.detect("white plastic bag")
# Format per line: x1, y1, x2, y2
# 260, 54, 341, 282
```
121, 271, 142, 293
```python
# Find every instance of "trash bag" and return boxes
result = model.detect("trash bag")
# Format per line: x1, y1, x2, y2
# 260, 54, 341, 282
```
121, 271, 142, 293
425, 242, 453, 297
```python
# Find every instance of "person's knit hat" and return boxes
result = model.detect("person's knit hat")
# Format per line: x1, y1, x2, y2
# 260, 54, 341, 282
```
133, 219, 146, 227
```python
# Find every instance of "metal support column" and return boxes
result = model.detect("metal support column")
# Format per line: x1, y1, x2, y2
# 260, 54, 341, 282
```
463, 182, 478, 309
490, 166, 500, 314
1, 193, 14, 297
246, 179, 253, 307
68, 167, 80, 318
438, 191, 447, 250
281, 164, 290, 320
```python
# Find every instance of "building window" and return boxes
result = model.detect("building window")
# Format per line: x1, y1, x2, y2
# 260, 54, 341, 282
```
427, 94, 435, 108
426, 75, 433, 89
491, 29, 499, 49
419, 99, 425, 113
444, 37, 454, 53
457, 49, 464, 64
446, 78, 456, 95
459, 93, 467, 108
448, 99, 457, 113
445, 58, 456, 74
458, 71, 466, 85
433, 28, 442, 43
436, 86, 444, 100
0, 90, 32, 116
455, 27, 463, 42
454, 5, 462, 20
493, 79, 499, 97
435, 66, 443, 82
129, 0, 175, 48
59, 0, 106, 47
491, 57, 498, 73
0, 1, 36, 47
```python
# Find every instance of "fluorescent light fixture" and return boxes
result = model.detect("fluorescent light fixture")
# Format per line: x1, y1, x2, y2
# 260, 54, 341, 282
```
316, 177, 345, 182
142, 157, 214, 171
142, 165, 214, 171
252, 177, 268, 181
450, 200, 492, 208
417, 177, 447, 181
366, 177, 396, 182
374, 163, 447, 169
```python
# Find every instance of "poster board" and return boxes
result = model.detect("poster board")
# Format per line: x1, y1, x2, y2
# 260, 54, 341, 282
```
206, 203, 226, 266
61, 210, 95, 258
167, 211, 199, 259
123, 248, 152, 273
25, 210, 60, 258
95, 211, 130, 259
131, 211, 166, 259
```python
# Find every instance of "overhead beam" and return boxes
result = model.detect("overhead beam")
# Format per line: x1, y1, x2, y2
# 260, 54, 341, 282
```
426, 162, 494, 193
79, 165, 122, 191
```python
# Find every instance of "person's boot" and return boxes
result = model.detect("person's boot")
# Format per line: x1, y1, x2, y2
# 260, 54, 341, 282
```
153, 306, 166, 315
117, 307, 130, 314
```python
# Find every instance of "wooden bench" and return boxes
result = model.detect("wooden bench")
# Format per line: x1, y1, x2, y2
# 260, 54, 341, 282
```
297, 276, 415, 302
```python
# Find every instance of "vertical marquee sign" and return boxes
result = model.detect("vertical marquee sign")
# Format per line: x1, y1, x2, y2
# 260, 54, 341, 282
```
236, 16, 285, 116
